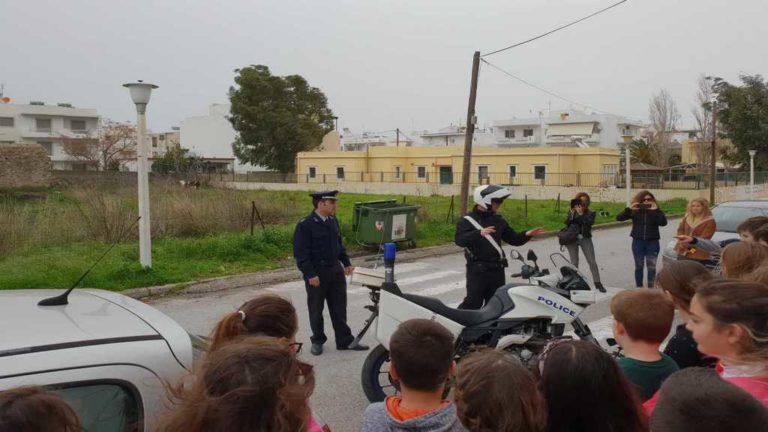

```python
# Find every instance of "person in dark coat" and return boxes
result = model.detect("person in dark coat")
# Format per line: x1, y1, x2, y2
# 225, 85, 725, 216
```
293, 190, 368, 356
455, 185, 546, 310
564, 192, 605, 292
616, 190, 668, 288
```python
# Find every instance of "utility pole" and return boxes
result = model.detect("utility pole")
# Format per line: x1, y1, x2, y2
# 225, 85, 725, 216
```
396, 128, 400, 147
710, 101, 717, 205
625, 143, 632, 207
460, 51, 481, 215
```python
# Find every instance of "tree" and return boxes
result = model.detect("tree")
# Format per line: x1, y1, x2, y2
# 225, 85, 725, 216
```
152, 145, 200, 174
630, 138, 654, 164
228, 65, 335, 172
648, 89, 681, 168
691, 75, 715, 174
57, 120, 136, 170
712, 74, 768, 170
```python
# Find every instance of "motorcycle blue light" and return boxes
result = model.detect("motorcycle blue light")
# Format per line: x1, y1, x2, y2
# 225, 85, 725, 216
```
384, 243, 396, 261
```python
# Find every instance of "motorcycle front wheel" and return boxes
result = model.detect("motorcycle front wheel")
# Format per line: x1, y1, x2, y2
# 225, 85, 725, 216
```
361, 344, 399, 402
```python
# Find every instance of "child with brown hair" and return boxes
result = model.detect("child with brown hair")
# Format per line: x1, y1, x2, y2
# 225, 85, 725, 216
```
209, 294, 299, 352
611, 289, 679, 400
650, 367, 768, 432
656, 260, 716, 369
645, 279, 768, 413
454, 349, 546, 432
720, 241, 768, 279
361, 319, 465, 432
0, 386, 81, 432
157, 337, 315, 432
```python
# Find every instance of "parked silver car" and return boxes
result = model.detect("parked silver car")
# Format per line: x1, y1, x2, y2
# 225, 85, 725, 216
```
662, 200, 768, 267
0, 289, 204, 431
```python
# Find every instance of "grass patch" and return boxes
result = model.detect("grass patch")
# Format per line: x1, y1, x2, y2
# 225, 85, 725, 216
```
0, 185, 688, 290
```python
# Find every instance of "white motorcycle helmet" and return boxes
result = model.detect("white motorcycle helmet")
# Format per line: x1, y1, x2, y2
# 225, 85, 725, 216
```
473, 184, 512, 210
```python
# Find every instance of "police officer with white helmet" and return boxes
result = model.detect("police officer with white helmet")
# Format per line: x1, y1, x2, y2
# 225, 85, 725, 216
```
455, 185, 546, 309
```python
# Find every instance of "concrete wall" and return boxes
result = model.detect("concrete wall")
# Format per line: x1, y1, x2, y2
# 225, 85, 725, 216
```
0, 144, 51, 188
223, 180, 768, 203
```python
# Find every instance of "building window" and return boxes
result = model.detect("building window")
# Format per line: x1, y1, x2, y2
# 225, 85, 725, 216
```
394, 166, 401, 179
508, 165, 517, 178
534, 165, 546, 181
308, 167, 316, 179
416, 166, 426, 179
0, 117, 13, 127
36, 118, 52, 132
159, 134, 165, 141
336, 166, 345, 180
505, 130, 515, 138
70, 120, 86, 131
478, 165, 489, 183
523, 128, 534, 137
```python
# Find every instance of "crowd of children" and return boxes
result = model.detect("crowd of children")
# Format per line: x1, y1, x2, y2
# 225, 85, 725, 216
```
2, 218, 768, 431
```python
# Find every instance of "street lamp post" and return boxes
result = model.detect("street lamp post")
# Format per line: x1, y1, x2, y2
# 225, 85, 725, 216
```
123, 81, 158, 268
749, 150, 757, 200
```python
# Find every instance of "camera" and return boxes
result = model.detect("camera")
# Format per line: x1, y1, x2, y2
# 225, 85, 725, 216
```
638, 203, 648, 210
570, 199, 582, 209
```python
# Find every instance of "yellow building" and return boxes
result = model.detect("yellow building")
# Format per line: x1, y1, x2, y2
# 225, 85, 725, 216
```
682, 138, 734, 167
296, 145, 620, 187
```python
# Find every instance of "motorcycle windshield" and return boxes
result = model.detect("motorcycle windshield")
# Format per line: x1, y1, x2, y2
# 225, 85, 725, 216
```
550, 252, 590, 283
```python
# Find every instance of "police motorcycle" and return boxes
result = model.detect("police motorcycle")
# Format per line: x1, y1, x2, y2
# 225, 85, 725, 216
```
351, 243, 600, 403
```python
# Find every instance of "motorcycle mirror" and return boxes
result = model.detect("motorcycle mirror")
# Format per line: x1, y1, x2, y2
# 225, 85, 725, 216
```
509, 250, 523, 261
527, 250, 538, 262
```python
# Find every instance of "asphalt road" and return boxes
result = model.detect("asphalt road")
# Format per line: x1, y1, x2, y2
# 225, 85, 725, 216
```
150, 221, 678, 432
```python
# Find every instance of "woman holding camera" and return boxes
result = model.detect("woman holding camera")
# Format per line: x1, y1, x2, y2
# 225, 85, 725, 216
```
564, 192, 605, 292
617, 190, 668, 288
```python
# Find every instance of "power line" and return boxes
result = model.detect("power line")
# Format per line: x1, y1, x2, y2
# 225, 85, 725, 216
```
481, 58, 616, 116
481, 0, 628, 58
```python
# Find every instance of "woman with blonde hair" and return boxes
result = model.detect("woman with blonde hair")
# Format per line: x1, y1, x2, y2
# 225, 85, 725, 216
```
675, 198, 716, 261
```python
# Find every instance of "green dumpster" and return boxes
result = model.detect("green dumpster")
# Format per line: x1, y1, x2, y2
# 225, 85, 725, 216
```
352, 200, 420, 247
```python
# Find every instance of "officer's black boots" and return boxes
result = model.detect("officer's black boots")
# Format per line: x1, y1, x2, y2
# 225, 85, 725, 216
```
311, 343, 323, 356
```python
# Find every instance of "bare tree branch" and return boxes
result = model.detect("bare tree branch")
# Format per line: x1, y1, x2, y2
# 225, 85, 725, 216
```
691, 75, 714, 174
648, 88, 681, 168
57, 119, 137, 170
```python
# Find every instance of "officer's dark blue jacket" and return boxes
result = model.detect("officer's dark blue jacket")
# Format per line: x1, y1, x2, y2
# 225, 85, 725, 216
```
293, 212, 352, 279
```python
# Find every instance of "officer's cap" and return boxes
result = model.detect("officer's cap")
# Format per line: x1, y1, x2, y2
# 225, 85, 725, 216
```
309, 190, 339, 201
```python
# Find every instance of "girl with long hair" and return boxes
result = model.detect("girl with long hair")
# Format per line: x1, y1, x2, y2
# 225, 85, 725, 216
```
674, 198, 716, 261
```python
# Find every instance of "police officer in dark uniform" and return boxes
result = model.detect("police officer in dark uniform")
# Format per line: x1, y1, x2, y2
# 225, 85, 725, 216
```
293, 190, 369, 356
455, 185, 546, 310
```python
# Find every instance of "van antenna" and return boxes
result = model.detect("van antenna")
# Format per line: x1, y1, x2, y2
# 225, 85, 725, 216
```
38, 216, 141, 306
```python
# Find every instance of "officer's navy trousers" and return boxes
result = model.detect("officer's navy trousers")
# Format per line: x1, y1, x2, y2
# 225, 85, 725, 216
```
305, 263, 354, 348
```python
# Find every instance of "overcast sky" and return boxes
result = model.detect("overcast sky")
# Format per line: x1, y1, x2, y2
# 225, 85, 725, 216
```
2, 0, 766, 135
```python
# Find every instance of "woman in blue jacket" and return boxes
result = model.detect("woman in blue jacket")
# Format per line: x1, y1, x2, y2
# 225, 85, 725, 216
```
617, 190, 668, 287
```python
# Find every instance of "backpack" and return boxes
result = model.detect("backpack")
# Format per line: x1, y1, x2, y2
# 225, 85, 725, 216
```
558, 223, 580, 246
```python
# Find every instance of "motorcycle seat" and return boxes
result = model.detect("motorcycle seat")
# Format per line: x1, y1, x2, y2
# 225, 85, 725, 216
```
402, 293, 505, 326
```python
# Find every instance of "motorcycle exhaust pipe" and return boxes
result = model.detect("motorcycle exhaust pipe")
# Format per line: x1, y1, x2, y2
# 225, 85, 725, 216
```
384, 242, 396, 284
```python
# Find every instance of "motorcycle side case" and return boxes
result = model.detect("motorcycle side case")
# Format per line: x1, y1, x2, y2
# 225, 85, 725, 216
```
376, 290, 465, 350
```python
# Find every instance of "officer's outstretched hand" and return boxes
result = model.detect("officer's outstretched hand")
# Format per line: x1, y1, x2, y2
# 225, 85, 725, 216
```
526, 227, 547, 237
345, 266, 355, 276
308, 276, 321, 287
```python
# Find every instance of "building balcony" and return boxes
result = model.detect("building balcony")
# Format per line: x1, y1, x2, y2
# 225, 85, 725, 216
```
497, 136, 536, 145
21, 128, 94, 138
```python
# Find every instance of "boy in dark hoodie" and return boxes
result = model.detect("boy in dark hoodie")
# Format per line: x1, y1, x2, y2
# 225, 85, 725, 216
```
361, 319, 466, 432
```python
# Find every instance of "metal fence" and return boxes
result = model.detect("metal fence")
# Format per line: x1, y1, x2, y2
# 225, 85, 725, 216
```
220, 170, 768, 190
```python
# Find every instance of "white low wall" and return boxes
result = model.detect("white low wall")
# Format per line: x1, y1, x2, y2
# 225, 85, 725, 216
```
221, 181, 768, 203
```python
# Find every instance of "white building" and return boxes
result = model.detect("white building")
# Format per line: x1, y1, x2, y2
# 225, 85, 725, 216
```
0, 101, 100, 170
493, 110, 644, 149
179, 103, 265, 173
340, 129, 415, 151
419, 125, 496, 147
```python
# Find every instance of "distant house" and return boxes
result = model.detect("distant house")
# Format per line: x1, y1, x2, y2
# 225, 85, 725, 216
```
179, 104, 265, 173
0, 100, 100, 170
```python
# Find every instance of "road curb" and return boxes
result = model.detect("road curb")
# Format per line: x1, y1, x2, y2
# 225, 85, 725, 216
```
128, 213, 683, 301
